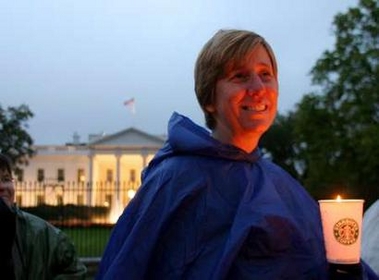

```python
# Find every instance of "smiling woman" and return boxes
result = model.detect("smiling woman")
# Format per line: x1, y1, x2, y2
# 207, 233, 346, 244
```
193, 30, 279, 153
208, 44, 278, 152
96, 29, 379, 280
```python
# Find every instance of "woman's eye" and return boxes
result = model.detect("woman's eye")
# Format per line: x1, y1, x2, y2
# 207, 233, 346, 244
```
231, 72, 249, 81
260, 70, 274, 80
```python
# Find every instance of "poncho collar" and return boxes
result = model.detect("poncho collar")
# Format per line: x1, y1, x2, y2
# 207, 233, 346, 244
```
154, 112, 262, 164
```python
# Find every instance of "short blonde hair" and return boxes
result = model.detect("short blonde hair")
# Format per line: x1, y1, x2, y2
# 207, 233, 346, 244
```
194, 29, 278, 129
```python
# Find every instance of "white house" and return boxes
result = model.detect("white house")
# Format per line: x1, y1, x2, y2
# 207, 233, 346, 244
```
14, 127, 166, 216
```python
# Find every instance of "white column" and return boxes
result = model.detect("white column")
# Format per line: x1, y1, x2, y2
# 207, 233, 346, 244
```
141, 148, 148, 168
87, 152, 94, 206
115, 152, 121, 201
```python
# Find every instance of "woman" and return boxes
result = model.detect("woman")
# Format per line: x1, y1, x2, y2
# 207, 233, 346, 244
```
97, 29, 378, 279
0, 153, 87, 279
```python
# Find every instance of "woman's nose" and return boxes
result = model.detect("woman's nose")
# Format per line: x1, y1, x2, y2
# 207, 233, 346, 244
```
246, 75, 265, 96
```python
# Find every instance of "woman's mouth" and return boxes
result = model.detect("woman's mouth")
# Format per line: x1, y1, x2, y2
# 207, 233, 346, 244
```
241, 104, 267, 112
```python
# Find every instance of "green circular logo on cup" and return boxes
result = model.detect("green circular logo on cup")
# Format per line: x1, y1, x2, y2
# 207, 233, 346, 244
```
333, 218, 359, 245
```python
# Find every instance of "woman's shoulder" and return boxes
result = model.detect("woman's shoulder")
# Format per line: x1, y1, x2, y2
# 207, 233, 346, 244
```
258, 158, 315, 199
258, 157, 296, 179
146, 153, 214, 178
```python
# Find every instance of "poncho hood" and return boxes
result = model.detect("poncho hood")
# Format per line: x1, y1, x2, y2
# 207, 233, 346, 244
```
147, 112, 261, 170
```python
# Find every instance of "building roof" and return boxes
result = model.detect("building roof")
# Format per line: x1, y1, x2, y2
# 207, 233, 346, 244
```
88, 127, 166, 148
35, 127, 166, 155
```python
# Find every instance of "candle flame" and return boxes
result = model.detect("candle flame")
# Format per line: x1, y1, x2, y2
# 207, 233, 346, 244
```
336, 195, 342, 201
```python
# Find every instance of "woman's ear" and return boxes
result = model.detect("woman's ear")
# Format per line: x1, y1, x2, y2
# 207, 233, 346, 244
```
205, 105, 215, 113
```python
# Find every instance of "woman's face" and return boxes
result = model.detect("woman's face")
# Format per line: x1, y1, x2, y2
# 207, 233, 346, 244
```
207, 44, 278, 152
0, 168, 15, 207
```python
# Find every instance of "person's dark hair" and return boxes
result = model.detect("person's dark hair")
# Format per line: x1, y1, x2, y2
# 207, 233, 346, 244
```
0, 154, 12, 174
194, 29, 278, 129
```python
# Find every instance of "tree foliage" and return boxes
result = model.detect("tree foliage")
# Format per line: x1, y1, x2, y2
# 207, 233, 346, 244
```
262, 0, 379, 207
300, 0, 379, 204
0, 104, 35, 168
260, 113, 299, 180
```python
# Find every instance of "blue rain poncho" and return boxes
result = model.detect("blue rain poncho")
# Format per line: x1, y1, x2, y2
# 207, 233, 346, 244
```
97, 112, 377, 280
362, 200, 379, 275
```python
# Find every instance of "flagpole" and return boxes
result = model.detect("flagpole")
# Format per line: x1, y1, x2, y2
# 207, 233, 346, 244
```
123, 98, 136, 127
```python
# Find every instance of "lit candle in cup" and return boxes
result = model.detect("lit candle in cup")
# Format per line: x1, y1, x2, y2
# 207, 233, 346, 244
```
319, 195, 364, 264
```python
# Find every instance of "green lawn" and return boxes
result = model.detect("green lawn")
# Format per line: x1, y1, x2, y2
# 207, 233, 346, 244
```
63, 227, 114, 257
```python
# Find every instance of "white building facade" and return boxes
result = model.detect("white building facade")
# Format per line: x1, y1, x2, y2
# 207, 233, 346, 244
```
14, 127, 165, 215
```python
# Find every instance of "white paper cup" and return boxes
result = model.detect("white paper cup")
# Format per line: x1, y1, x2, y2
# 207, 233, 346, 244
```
318, 199, 364, 264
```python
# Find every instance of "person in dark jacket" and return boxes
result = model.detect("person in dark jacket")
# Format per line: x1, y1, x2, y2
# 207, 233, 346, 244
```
96, 29, 378, 280
0, 153, 87, 279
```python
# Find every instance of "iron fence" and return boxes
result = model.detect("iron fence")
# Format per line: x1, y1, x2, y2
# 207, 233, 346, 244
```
14, 181, 140, 259
14, 180, 139, 225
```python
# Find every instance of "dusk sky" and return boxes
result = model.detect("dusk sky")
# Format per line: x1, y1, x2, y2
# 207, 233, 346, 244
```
1, 0, 357, 145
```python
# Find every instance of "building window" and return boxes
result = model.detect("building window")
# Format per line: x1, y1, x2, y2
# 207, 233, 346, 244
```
15, 169, 24, 182
77, 195, 84, 205
106, 169, 113, 183
37, 169, 45, 182
37, 195, 45, 205
57, 169, 65, 182
130, 169, 136, 182
105, 194, 113, 208
77, 169, 85, 183
57, 195, 63, 206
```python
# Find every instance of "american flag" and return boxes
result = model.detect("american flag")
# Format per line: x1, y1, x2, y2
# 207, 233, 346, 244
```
124, 98, 135, 114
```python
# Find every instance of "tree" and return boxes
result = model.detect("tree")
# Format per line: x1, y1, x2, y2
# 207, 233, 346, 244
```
260, 113, 299, 180
0, 104, 35, 168
292, 0, 379, 206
